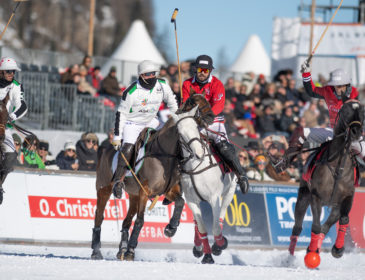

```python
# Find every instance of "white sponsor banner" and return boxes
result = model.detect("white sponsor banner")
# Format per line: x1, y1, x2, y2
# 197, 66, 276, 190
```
0, 170, 194, 244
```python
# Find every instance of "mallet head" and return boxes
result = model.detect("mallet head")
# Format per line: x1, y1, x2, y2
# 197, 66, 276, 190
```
171, 8, 179, 23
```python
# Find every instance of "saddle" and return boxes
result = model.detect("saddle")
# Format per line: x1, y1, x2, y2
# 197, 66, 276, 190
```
302, 142, 360, 187
209, 141, 232, 175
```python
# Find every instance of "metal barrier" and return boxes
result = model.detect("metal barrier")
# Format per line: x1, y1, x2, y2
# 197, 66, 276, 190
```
16, 72, 116, 133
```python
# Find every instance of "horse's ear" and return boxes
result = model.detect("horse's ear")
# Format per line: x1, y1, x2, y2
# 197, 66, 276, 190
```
190, 105, 199, 116
189, 87, 196, 96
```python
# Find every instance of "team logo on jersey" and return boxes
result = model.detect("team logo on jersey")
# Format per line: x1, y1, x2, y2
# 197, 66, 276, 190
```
141, 98, 148, 106
214, 93, 223, 102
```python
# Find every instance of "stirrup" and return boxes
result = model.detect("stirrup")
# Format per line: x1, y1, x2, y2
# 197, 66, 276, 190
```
112, 181, 124, 199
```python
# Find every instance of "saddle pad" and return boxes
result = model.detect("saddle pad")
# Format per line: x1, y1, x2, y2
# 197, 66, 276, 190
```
302, 146, 360, 187
112, 147, 146, 178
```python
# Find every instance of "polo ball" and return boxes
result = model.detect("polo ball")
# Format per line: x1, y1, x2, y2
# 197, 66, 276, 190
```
304, 251, 321, 269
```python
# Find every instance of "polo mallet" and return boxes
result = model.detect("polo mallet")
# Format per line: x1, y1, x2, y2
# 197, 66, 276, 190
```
0, 0, 29, 41
171, 8, 183, 104
306, 0, 343, 64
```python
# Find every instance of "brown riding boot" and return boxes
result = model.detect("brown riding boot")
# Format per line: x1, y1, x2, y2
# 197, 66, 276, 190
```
112, 143, 134, 198
270, 127, 306, 173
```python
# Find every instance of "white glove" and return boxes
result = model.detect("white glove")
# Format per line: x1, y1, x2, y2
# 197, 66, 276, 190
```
300, 60, 311, 74
111, 139, 121, 150
8, 113, 17, 123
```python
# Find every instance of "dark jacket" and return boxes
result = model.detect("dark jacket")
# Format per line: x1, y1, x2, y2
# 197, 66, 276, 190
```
100, 74, 120, 97
56, 150, 77, 170
76, 140, 97, 171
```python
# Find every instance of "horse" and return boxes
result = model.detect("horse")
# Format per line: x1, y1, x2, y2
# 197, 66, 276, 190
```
0, 92, 10, 204
179, 93, 238, 264
288, 100, 364, 266
91, 106, 204, 261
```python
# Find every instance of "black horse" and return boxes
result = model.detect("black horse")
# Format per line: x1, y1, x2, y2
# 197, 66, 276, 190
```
288, 100, 364, 263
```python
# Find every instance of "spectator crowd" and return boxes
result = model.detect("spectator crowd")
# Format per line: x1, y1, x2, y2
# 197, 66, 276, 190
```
15, 55, 365, 185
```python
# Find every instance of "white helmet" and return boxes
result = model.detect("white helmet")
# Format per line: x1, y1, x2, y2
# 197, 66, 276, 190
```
327, 68, 351, 86
138, 60, 159, 76
0, 57, 21, 72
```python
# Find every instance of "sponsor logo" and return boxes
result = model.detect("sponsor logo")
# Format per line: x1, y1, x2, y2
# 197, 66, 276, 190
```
141, 98, 147, 106
214, 93, 223, 102
225, 194, 251, 226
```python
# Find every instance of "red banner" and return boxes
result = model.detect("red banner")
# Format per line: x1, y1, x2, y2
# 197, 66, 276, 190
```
349, 192, 365, 248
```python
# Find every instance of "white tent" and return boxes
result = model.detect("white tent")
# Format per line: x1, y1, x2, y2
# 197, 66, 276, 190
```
230, 34, 271, 78
101, 19, 166, 85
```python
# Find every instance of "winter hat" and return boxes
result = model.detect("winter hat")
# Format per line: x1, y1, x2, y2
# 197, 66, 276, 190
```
64, 141, 76, 151
12, 133, 21, 144
39, 141, 49, 151
194, 55, 214, 69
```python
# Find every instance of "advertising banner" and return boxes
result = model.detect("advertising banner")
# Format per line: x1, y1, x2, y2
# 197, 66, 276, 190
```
264, 185, 336, 248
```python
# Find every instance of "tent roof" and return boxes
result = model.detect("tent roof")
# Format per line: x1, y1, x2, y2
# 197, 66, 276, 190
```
110, 19, 166, 65
230, 34, 271, 76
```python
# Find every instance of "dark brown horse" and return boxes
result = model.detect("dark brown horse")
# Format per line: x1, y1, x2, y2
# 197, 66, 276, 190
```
91, 107, 204, 260
0, 92, 10, 204
288, 100, 364, 266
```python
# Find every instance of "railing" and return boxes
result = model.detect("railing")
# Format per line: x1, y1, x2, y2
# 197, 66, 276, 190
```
16, 72, 116, 133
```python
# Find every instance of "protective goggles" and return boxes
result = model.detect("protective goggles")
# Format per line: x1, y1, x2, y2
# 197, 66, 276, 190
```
4, 70, 15, 74
143, 71, 156, 77
197, 67, 210, 74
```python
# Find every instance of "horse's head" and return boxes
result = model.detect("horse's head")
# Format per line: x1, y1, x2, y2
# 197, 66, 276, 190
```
172, 105, 205, 159
0, 93, 9, 143
335, 100, 364, 141
177, 91, 215, 128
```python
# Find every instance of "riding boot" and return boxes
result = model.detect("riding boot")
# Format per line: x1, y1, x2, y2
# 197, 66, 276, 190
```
270, 127, 306, 173
112, 143, 134, 199
0, 152, 17, 205
215, 141, 250, 194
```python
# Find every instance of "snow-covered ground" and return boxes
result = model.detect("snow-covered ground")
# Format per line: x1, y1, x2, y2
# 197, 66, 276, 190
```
0, 244, 364, 280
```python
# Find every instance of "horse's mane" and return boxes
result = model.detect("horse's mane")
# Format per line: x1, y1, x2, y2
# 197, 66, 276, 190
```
335, 100, 364, 135
178, 93, 215, 127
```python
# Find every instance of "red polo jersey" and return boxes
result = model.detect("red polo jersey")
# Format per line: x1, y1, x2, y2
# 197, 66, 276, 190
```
182, 75, 225, 119
302, 72, 358, 128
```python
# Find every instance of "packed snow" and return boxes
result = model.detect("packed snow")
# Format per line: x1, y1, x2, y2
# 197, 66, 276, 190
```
0, 244, 364, 279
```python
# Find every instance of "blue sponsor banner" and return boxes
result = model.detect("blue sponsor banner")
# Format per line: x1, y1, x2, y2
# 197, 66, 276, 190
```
265, 187, 337, 248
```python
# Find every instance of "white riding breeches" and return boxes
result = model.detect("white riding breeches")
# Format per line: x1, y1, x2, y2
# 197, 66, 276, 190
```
303, 127, 365, 158
1, 128, 16, 153
200, 122, 228, 144
122, 118, 160, 145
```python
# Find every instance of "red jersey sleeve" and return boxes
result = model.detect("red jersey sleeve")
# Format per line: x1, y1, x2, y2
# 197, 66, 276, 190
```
210, 78, 225, 115
182, 80, 191, 103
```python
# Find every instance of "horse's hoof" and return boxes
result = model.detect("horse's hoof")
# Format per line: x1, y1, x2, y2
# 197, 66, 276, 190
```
124, 250, 135, 261
164, 224, 177, 237
91, 249, 103, 260
116, 247, 127, 260
212, 237, 228, 256
201, 253, 214, 264
193, 246, 203, 258
331, 245, 345, 258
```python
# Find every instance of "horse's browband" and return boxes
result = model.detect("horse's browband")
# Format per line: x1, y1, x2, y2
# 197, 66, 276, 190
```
348, 120, 361, 126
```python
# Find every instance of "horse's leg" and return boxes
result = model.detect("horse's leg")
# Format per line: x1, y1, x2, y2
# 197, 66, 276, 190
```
91, 184, 112, 260
164, 185, 185, 237
212, 175, 236, 255
116, 194, 139, 260
124, 189, 148, 261
332, 195, 353, 258
211, 195, 228, 256
289, 184, 311, 255
308, 195, 327, 253
187, 200, 214, 264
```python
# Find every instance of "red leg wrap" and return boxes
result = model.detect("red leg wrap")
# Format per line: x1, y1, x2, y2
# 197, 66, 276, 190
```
308, 232, 325, 252
219, 218, 224, 232
214, 233, 225, 247
200, 232, 212, 254
335, 224, 348, 249
288, 235, 298, 255
194, 221, 202, 247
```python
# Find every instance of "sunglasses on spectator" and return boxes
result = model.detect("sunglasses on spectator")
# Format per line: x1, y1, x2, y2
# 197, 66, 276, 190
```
67, 149, 75, 152
197, 68, 210, 74
239, 155, 247, 160
257, 161, 266, 165
143, 71, 156, 77
86, 139, 96, 144
14, 142, 20, 146
39, 147, 48, 151
5, 70, 15, 74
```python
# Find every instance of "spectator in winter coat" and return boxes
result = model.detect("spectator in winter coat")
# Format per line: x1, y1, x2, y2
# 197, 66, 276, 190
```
38, 140, 59, 170
99, 66, 121, 104
246, 154, 274, 182
21, 137, 45, 169
76, 133, 98, 171
56, 141, 79, 171
91, 66, 103, 91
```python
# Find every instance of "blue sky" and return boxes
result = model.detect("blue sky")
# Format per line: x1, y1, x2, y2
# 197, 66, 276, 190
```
153, 0, 359, 66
